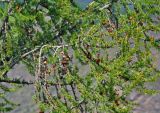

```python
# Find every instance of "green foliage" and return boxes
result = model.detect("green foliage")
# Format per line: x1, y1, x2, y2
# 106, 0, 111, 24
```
0, 0, 160, 112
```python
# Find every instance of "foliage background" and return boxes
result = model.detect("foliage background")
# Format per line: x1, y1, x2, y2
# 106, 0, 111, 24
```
0, 0, 160, 113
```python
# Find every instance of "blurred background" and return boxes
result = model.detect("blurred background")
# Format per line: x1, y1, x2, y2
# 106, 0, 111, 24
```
1, 0, 160, 113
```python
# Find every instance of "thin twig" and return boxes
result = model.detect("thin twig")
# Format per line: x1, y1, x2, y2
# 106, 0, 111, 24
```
21, 46, 41, 58
36, 44, 68, 83
99, 3, 111, 11
0, 78, 71, 86
0, 78, 33, 85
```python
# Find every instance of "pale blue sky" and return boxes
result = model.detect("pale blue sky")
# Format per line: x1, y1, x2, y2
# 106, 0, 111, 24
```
73, 0, 93, 9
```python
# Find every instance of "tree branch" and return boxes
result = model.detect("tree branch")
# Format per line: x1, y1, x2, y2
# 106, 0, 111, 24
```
0, 78, 71, 86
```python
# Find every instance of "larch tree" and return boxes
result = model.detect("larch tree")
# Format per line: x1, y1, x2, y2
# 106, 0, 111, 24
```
0, 0, 160, 113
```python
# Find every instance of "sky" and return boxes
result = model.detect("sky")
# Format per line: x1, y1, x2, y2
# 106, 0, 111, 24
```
73, 0, 93, 9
